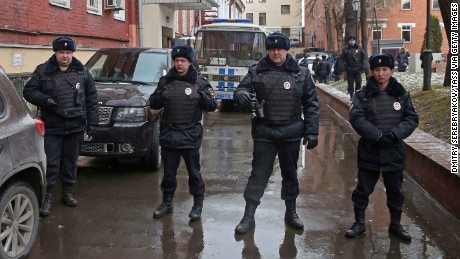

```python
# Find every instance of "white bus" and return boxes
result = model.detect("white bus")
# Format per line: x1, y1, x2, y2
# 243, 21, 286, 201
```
194, 19, 270, 103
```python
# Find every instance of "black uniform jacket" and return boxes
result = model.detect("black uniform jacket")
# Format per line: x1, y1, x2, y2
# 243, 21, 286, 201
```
349, 77, 419, 172
23, 55, 99, 134
340, 44, 366, 73
235, 54, 319, 143
149, 66, 217, 149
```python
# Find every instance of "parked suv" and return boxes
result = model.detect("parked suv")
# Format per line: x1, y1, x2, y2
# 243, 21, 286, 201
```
81, 48, 172, 171
0, 70, 46, 258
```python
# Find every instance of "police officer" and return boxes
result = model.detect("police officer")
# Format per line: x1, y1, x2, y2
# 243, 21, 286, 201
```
233, 32, 319, 234
315, 55, 331, 84
340, 36, 367, 101
23, 36, 99, 216
346, 54, 419, 241
149, 45, 217, 221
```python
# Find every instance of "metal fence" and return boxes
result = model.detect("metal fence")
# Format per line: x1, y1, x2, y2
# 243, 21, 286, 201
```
7, 73, 32, 97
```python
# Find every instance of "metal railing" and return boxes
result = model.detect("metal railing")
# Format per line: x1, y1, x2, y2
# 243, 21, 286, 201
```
7, 73, 32, 97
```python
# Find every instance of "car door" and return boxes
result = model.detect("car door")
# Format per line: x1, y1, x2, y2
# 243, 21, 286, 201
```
0, 90, 13, 177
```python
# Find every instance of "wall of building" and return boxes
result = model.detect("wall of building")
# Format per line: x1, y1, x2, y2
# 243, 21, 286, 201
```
142, 4, 175, 48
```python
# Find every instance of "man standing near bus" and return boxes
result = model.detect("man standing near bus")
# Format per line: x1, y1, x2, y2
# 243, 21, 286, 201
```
233, 32, 319, 234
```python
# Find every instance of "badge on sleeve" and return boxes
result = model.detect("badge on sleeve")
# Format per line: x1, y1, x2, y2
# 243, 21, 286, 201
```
185, 88, 192, 95
393, 102, 401, 111
75, 83, 80, 90
284, 81, 291, 89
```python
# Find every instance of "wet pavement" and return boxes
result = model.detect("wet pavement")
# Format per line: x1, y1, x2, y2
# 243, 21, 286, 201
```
29, 105, 460, 259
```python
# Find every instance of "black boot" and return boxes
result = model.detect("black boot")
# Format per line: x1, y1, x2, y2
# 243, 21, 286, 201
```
189, 194, 204, 221
284, 199, 304, 229
153, 193, 174, 218
345, 209, 366, 238
349, 92, 354, 101
61, 185, 78, 207
235, 202, 258, 234
40, 193, 52, 216
389, 210, 412, 241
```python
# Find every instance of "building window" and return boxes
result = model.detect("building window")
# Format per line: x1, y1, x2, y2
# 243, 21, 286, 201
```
401, 0, 411, 10
372, 26, 383, 40
114, 10, 125, 21
87, 0, 102, 15
432, 0, 439, 10
401, 25, 412, 42
246, 0, 253, 2
259, 0, 266, 2
49, 0, 70, 9
282, 28, 291, 37
281, 5, 290, 14
246, 13, 253, 23
259, 13, 266, 25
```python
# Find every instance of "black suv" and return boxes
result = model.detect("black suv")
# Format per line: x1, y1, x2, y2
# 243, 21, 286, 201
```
0, 70, 46, 258
81, 48, 172, 170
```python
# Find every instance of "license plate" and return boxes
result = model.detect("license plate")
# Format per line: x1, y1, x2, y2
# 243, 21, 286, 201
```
216, 93, 232, 100
84, 133, 93, 142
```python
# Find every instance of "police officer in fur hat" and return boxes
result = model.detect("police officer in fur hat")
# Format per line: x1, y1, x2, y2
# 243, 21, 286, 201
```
23, 36, 99, 216
149, 45, 217, 221
233, 32, 319, 234
340, 35, 367, 100
346, 54, 418, 241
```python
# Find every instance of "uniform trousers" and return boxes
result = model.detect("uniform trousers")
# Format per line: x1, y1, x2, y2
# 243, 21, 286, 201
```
44, 132, 84, 192
160, 147, 205, 195
346, 72, 362, 94
352, 168, 404, 213
244, 140, 301, 204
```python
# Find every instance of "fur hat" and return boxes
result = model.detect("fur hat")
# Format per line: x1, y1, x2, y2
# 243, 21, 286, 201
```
369, 54, 395, 70
348, 35, 356, 41
52, 37, 76, 52
171, 45, 195, 63
266, 32, 290, 50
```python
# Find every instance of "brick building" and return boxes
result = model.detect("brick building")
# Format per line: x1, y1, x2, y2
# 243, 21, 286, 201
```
304, 0, 449, 60
0, 0, 138, 73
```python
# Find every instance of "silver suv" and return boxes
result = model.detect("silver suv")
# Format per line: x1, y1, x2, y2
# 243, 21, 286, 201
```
0, 70, 46, 258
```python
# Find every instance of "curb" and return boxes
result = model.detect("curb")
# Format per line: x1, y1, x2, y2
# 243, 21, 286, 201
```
316, 83, 460, 221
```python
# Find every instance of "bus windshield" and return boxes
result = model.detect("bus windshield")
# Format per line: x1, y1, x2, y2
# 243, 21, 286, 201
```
195, 30, 266, 67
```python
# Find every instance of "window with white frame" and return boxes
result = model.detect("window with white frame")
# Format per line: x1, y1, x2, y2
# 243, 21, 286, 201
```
114, 9, 125, 21
432, 0, 439, 10
87, 0, 102, 15
246, 13, 253, 23
246, 0, 253, 2
372, 26, 383, 40
401, 0, 411, 10
49, 0, 70, 9
401, 25, 412, 42
259, 13, 266, 25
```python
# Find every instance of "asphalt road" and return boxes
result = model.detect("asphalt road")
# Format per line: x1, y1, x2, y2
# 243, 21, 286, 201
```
29, 106, 460, 259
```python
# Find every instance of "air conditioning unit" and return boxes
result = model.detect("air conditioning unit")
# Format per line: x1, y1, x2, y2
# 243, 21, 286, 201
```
105, 0, 125, 10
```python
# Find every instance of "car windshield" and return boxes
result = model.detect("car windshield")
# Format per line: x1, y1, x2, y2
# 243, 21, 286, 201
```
87, 51, 168, 84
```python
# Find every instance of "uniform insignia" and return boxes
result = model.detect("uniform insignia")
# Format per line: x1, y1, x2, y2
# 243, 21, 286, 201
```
393, 102, 401, 111
275, 39, 278, 43
75, 83, 80, 90
185, 88, 192, 95
283, 81, 291, 89
64, 43, 67, 47
378, 59, 382, 64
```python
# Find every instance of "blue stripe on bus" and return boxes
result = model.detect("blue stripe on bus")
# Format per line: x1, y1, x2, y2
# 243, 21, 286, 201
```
218, 81, 225, 87
228, 69, 234, 75
228, 82, 234, 87
219, 68, 225, 74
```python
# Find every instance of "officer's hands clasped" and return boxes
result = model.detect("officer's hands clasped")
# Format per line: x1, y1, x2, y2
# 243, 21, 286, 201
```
376, 131, 396, 147
303, 134, 318, 149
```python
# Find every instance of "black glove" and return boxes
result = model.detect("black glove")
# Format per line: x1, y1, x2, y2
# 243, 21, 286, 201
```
303, 134, 318, 149
235, 91, 252, 108
46, 98, 59, 112
86, 125, 94, 137
376, 131, 396, 147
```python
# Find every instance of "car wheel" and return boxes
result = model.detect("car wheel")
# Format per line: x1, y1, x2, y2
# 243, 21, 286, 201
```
142, 118, 161, 171
0, 182, 39, 259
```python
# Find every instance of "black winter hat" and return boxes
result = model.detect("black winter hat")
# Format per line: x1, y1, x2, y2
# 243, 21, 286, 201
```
52, 37, 76, 52
266, 32, 290, 50
171, 45, 195, 63
369, 54, 395, 70
348, 35, 356, 40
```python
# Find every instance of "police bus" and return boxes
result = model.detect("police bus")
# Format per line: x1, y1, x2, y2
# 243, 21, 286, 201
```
194, 19, 270, 103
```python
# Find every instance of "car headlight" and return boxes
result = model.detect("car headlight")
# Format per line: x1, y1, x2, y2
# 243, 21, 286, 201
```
113, 107, 147, 122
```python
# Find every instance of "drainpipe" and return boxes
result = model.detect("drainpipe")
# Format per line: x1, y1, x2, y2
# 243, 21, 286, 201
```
138, 0, 143, 47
